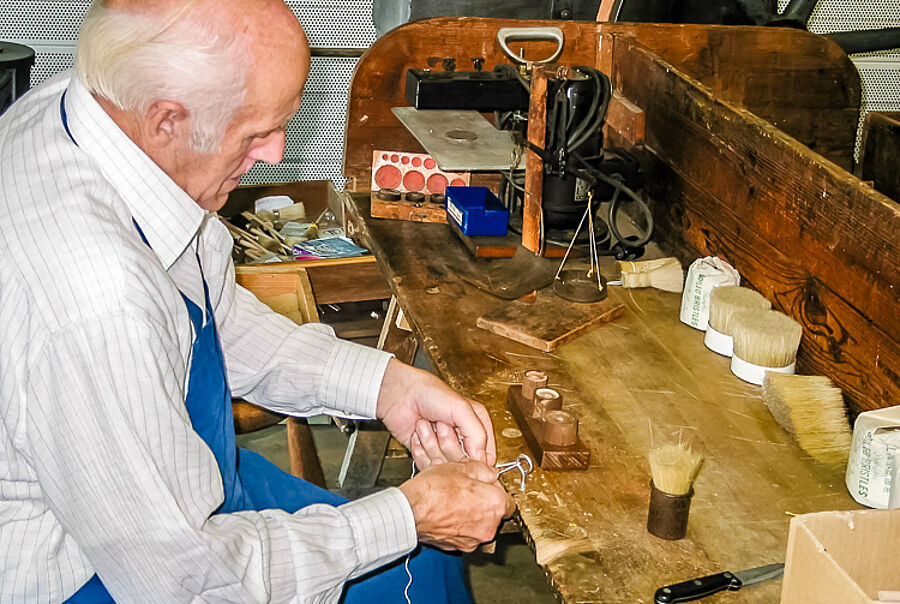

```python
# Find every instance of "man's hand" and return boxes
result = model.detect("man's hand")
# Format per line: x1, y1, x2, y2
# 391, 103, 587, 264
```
398, 460, 515, 552
377, 359, 497, 467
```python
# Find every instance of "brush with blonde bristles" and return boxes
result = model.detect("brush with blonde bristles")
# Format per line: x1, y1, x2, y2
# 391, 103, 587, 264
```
612, 257, 685, 293
704, 286, 772, 357
762, 373, 852, 466
648, 442, 704, 496
730, 309, 803, 385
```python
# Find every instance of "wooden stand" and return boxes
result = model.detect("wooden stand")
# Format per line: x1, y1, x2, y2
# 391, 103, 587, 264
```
369, 190, 447, 223
507, 384, 590, 471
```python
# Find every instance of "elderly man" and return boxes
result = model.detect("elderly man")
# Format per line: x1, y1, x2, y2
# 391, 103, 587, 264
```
0, 0, 514, 602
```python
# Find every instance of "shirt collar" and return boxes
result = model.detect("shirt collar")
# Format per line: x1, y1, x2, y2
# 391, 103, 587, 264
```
64, 74, 207, 270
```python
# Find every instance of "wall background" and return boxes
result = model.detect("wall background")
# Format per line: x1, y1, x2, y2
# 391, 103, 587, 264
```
2, 0, 898, 186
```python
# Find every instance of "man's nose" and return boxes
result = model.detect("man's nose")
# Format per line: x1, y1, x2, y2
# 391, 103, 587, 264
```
249, 130, 286, 164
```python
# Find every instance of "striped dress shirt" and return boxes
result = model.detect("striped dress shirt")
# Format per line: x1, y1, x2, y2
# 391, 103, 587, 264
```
0, 72, 416, 603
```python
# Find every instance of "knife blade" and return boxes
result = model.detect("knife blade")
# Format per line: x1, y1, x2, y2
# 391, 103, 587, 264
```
653, 563, 785, 603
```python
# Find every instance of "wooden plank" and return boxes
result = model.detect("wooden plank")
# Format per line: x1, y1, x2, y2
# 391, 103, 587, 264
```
608, 38, 899, 415
606, 89, 645, 145
523, 65, 551, 253
858, 111, 900, 202
603, 25, 860, 170
476, 289, 625, 352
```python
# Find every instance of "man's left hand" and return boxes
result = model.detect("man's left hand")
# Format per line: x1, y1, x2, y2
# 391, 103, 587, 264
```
376, 359, 496, 467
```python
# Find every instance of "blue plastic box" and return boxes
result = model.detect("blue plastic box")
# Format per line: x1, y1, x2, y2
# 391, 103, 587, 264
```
444, 186, 509, 237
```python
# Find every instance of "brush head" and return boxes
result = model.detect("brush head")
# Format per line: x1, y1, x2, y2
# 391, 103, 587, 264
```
648, 442, 704, 496
762, 373, 852, 466
707, 286, 772, 334
618, 257, 685, 293
731, 309, 802, 368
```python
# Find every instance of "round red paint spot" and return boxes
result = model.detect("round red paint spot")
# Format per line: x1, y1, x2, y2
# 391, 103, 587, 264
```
450, 178, 466, 187
426, 173, 449, 194
400, 156, 410, 165
390, 154, 400, 163
411, 157, 422, 167
423, 158, 436, 170
374, 165, 402, 189
381, 153, 389, 160
403, 170, 426, 192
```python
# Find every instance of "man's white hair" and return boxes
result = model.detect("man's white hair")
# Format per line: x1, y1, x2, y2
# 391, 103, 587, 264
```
75, 0, 249, 153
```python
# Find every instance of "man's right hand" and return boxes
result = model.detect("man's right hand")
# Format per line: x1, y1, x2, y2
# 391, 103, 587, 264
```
398, 460, 515, 552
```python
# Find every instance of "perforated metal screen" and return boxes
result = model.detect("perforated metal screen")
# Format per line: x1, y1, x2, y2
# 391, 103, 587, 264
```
2, 0, 898, 179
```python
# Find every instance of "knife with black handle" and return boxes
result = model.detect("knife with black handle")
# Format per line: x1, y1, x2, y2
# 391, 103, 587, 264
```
654, 563, 784, 603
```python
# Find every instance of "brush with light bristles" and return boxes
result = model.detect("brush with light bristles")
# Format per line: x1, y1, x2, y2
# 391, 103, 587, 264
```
704, 286, 772, 357
762, 373, 852, 466
646, 441, 704, 540
730, 309, 803, 385
612, 257, 685, 293
648, 442, 704, 496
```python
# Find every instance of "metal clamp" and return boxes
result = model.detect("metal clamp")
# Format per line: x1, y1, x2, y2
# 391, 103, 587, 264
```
496, 26, 565, 65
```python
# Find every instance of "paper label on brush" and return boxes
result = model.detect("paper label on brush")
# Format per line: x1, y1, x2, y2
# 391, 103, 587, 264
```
680, 257, 740, 330
845, 405, 900, 509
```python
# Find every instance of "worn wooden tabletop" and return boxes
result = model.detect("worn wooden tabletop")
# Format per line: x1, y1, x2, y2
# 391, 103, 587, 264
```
345, 193, 857, 603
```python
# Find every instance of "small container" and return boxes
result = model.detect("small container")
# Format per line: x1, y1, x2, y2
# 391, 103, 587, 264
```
647, 481, 693, 540
532, 387, 562, 420
542, 410, 578, 447
522, 370, 548, 401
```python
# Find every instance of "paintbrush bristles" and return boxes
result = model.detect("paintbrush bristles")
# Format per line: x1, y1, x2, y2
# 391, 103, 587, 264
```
707, 286, 772, 334
649, 443, 704, 496
732, 310, 802, 367
762, 373, 852, 466
618, 258, 685, 293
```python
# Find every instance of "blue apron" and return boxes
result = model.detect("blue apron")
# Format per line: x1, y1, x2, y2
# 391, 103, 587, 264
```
60, 92, 470, 603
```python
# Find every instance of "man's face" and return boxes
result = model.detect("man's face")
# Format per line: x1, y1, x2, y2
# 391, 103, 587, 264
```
174, 62, 307, 211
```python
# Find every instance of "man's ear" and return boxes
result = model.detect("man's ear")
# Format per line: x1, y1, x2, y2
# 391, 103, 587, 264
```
143, 100, 189, 148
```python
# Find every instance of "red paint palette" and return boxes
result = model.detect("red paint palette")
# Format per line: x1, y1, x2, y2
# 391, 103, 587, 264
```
371, 150, 470, 195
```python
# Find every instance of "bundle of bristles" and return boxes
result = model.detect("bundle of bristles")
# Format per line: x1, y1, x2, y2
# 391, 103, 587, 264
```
705, 286, 852, 467
731, 309, 804, 369
615, 257, 684, 293
648, 440, 704, 496
762, 374, 852, 466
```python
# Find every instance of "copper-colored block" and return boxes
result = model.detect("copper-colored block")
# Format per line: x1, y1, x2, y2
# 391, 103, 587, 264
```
542, 409, 579, 447
522, 370, 548, 401
532, 387, 562, 420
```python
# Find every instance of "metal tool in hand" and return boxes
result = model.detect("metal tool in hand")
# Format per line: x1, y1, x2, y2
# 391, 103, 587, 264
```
654, 563, 784, 603
496, 454, 534, 492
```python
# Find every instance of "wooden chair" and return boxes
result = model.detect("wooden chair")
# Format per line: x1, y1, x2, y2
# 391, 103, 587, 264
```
232, 267, 327, 488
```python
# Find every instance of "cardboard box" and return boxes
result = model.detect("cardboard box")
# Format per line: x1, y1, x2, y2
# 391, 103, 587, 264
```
781, 509, 900, 604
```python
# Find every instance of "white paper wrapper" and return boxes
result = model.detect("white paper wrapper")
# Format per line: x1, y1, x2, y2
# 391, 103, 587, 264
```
679, 257, 741, 330
845, 405, 900, 509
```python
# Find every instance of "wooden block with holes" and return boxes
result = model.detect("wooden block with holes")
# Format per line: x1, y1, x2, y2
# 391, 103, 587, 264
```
369, 190, 447, 223
507, 382, 590, 471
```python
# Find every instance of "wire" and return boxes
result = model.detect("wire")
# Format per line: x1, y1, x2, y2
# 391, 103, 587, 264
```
570, 152, 654, 248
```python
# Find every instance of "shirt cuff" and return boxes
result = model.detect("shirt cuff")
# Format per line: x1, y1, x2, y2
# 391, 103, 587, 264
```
339, 487, 417, 578
319, 338, 393, 418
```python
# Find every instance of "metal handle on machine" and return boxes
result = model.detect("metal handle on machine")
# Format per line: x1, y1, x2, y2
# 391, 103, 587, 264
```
497, 26, 565, 65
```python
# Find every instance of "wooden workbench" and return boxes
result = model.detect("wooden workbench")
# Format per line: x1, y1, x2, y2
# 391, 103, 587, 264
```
345, 192, 856, 603
335, 17, 897, 602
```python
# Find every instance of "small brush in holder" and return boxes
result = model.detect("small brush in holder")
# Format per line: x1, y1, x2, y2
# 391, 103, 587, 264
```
647, 442, 704, 540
